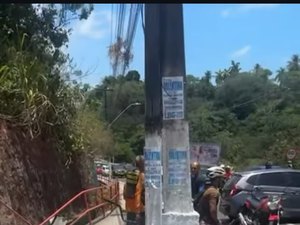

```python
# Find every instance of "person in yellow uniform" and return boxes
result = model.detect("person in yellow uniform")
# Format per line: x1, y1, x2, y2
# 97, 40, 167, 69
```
123, 155, 145, 225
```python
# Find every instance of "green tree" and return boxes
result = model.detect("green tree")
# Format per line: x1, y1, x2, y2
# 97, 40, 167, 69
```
0, 4, 95, 160
287, 54, 300, 71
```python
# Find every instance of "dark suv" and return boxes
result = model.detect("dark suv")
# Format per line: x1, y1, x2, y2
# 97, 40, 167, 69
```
220, 169, 300, 220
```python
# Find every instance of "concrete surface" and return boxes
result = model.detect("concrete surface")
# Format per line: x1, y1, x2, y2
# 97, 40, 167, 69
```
95, 180, 125, 225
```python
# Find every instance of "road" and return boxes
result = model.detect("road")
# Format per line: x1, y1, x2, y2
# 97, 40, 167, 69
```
96, 179, 300, 225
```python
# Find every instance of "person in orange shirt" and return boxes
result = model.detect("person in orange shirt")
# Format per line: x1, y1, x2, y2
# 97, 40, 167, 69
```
123, 155, 145, 225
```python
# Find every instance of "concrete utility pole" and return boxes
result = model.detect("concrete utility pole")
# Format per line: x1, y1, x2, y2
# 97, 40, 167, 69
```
144, 4, 163, 225
144, 4, 198, 225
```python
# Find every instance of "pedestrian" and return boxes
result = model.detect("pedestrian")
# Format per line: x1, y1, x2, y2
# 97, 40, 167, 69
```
123, 155, 145, 225
191, 162, 206, 198
191, 162, 206, 213
265, 161, 272, 169
198, 166, 225, 225
223, 165, 232, 181
288, 160, 294, 169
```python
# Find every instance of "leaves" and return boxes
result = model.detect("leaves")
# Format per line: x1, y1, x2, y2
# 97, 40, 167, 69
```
0, 4, 95, 165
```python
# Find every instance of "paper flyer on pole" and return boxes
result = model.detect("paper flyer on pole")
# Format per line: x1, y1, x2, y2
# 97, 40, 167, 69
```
168, 148, 189, 187
162, 76, 184, 120
144, 148, 162, 188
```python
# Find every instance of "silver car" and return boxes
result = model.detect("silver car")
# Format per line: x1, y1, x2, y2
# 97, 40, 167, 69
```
220, 168, 300, 220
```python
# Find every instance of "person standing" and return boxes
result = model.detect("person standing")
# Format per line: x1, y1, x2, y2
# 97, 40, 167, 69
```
191, 161, 206, 213
288, 160, 294, 169
123, 155, 145, 225
198, 166, 225, 225
265, 161, 273, 169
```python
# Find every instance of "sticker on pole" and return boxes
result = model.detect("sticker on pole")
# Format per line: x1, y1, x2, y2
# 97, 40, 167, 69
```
162, 77, 184, 120
144, 148, 162, 188
168, 148, 189, 187
287, 149, 297, 160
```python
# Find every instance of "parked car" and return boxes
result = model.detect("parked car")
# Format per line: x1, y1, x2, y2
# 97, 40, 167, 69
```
220, 168, 300, 221
112, 164, 126, 177
124, 163, 135, 172
101, 164, 110, 176
243, 165, 286, 171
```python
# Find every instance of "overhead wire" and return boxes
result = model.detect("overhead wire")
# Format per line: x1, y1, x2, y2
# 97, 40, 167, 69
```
112, 4, 122, 76
121, 4, 141, 75
110, 4, 141, 76
125, 4, 134, 44
110, 4, 114, 46
140, 4, 145, 36
115, 4, 119, 39
120, 4, 127, 39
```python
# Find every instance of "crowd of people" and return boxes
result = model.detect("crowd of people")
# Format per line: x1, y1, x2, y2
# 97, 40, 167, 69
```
122, 155, 233, 225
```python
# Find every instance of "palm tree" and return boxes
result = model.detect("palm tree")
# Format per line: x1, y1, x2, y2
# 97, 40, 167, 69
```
229, 60, 241, 77
254, 64, 262, 75
215, 70, 224, 85
204, 70, 212, 84
275, 67, 285, 84
287, 55, 300, 71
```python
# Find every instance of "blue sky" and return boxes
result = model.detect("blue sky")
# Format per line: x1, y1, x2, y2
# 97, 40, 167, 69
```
67, 4, 300, 86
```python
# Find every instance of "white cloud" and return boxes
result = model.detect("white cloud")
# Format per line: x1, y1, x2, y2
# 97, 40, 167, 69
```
73, 10, 113, 39
221, 4, 280, 18
231, 45, 251, 58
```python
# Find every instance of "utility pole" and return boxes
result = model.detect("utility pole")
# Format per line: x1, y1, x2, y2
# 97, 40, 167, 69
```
144, 4, 198, 225
144, 4, 163, 225
103, 87, 113, 121
104, 88, 107, 120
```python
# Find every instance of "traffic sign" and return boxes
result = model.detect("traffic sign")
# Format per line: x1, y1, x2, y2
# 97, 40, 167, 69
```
287, 149, 297, 160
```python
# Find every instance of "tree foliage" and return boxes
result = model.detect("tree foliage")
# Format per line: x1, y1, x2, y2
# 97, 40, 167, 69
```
86, 55, 300, 167
0, 4, 117, 167
2, 4, 300, 169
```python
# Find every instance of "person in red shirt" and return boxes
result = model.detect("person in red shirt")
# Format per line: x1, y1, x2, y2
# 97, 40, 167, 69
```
224, 165, 232, 180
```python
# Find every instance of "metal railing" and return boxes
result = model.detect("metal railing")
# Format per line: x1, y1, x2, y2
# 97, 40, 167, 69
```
38, 180, 120, 225
0, 179, 119, 225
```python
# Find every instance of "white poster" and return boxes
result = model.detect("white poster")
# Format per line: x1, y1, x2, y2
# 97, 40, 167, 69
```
168, 148, 189, 187
144, 148, 162, 188
190, 143, 221, 166
162, 76, 184, 120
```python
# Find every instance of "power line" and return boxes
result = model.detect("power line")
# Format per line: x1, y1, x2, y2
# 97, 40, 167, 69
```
109, 4, 141, 76
121, 4, 141, 75
110, 4, 114, 46
140, 4, 145, 35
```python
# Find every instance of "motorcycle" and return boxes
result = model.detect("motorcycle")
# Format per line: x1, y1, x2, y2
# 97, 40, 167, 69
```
230, 191, 283, 225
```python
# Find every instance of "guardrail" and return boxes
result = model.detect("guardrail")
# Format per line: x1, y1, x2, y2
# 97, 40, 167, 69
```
38, 180, 120, 225
0, 179, 119, 225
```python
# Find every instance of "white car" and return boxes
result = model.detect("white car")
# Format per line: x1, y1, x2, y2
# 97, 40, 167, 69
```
101, 165, 110, 176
